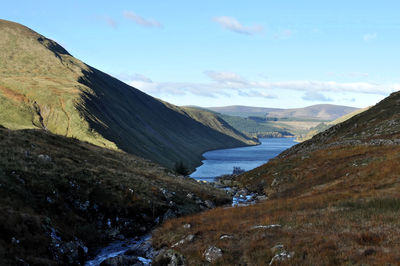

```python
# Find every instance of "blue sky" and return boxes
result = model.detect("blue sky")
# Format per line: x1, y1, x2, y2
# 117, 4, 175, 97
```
2, 0, 400, 108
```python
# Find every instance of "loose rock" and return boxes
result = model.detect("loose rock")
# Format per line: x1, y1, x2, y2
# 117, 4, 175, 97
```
203, 246, 222, 263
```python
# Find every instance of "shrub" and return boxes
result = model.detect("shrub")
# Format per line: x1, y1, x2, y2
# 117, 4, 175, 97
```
174, 161, 189, 176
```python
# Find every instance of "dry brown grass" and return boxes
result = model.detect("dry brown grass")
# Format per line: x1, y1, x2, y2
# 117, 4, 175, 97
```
0, 127, 230, 265
152, 144, 400, 265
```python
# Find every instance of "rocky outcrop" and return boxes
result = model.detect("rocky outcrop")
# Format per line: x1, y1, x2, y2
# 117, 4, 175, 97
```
153, 249, 186, 266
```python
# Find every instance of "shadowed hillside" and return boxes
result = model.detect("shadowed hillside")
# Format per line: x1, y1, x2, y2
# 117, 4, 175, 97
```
153, 92, 400, 264
0, 19, 257, 170
0, 126, 230, 265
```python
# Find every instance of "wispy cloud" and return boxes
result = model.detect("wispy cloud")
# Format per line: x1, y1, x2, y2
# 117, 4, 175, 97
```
96, 16, 118, 28
302, 91, 332, 102
363, 33, 377, 41
213, 16, 263, 35
238, 90, 276, 99
123, 11, 162, 28
204, 71, 248, 84
115, 73, 153, 83
327, 72, 369, 78
118, 71, 398, 100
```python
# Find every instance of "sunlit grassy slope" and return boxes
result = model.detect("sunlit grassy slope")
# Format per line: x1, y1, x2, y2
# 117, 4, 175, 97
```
153, 92, 400, 264
0, 19, 257, 170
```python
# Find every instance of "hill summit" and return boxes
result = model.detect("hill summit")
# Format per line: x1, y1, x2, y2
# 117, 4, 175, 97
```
0, 19, 257, 169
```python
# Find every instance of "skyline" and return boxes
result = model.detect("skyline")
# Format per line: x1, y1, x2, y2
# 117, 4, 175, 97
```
2, 1, 400, 108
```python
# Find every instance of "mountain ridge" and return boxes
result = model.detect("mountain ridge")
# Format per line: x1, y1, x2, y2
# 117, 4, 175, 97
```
0, 19, 257, 169
207, 104, 359, 120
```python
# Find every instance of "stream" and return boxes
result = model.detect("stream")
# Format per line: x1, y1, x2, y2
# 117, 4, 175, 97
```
84, 190, 260, 265
85, 138, 295, 265
85, 235, 152, 266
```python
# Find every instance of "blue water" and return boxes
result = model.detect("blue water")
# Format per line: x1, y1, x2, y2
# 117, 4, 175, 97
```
190, 138, 296, 182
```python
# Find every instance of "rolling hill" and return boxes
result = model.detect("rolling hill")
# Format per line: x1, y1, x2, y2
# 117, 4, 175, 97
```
296, 106, 371, 142
153, 92, 400, 264
0, 19, 257, 170
207, 104, 359, 120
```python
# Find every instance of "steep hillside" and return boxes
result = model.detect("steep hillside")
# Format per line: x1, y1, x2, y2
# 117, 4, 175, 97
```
152, 92, 400, 264
0, 19, 256, 170
172, 106, 258, 145
0, 126, 230, 265
207, 104, 358, 120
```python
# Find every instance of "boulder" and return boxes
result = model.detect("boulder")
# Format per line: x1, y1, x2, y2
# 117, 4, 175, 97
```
204, 200, 215, 209
153, 249, 186, 266
203, 246, 222, 263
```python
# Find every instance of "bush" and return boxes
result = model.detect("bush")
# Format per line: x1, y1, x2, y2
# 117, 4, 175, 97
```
174, 161, 189, 176
232, 166, 245, 175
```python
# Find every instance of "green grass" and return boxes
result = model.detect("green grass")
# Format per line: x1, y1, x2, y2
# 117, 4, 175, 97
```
219, 114, 293, 137
340, 198, 400, 212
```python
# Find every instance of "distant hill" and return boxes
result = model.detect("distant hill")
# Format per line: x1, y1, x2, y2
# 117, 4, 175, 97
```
296, 106, 371, 142
204, 104, 360, 139
206, 105, 282, 118
0, 19, 257, 170
207, 104, 359, 120
154, 92, 400, 264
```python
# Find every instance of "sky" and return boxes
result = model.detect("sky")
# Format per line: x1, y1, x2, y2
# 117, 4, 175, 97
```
1, 0, 400, 108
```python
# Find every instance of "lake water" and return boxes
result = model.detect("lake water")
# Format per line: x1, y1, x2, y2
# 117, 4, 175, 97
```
190, 138, 297, 182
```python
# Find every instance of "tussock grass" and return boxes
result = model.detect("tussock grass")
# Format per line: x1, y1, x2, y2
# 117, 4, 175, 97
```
153, 144, 400, 265
0, 126, 230, 265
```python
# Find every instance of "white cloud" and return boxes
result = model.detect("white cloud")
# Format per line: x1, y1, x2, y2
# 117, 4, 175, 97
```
363, 33, 377, 41
327, 72, 369, 78
115, 73, 153, 83
123, 11, 162, 28
214, 16, 263, 35
238, 90, 276, 99
302, 91, 332, 102
257, 80, 396, 95
204, 71, 248, 84
118, 71, 398, 100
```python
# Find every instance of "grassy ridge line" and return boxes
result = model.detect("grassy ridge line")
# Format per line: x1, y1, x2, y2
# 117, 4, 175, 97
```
0, 126, 230, 265
207, 104, 358, 120
0, 19, 256, 170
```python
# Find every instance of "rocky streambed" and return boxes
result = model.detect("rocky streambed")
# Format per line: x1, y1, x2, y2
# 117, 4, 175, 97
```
85, 176, 266, 265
